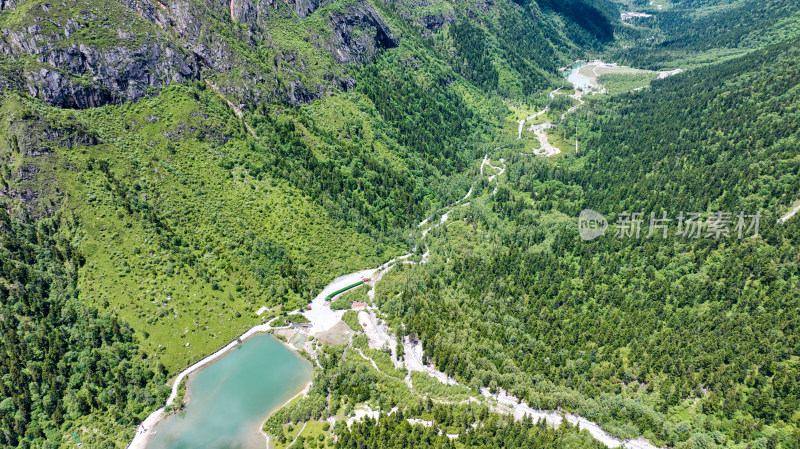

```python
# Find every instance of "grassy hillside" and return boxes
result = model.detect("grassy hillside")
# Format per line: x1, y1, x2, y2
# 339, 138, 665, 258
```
1, 85, 415, 373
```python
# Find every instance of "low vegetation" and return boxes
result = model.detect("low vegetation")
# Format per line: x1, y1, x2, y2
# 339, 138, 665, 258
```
597, 72, 658, 94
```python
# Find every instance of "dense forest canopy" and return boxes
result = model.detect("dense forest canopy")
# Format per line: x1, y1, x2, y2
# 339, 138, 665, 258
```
0, 0, 619, 446
378, 36, 800, 448
536, 0, 617, 43
0, 210, 168, 447
337, 412, 607, 449
612, 0, 800, 68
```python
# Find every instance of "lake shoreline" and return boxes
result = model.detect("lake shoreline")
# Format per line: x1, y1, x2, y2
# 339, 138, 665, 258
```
140, 332, 312, 449
259, 380, 313, 449
126, 319, 303, 449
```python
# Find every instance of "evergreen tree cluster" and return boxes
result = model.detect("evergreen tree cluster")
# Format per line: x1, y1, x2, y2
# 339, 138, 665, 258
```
0, 210, 169, 448
381, 37, 800, 447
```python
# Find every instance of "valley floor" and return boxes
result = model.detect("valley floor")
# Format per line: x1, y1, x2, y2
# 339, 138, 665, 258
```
127, 120, 660, 449
128, 56, 728, 449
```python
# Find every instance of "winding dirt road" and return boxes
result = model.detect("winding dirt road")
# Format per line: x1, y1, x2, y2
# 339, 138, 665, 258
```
520, 85, 584, 157
128, 141, 658, 449
515, 88, 563, 140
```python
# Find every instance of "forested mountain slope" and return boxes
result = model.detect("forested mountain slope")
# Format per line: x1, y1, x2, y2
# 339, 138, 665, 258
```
0, 0, 617, 109
4, 0, 798, 448
612, 0, 800, 68
0, 211, 170, 447
0, 0, 619, 447
379, 37, 800, 449
337, 412, 607, 449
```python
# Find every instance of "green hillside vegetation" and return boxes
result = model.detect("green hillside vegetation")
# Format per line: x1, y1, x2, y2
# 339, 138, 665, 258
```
5, 0, 800, 448
342, 310, 362, 332
330, 285, 369, 310
0, 0, 626, 445
597, 72, 658, 94
0, 86, 411, 373
613, 0, 800, 68
337, 412, 607, 449
376, 38, 800, 448
263, 342, 606, 449
0, 0, 625, 374
0, 211, 170, 448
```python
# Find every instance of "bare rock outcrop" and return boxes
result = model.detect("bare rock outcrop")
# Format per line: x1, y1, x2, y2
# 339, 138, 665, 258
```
325, 1, 399, 64
0, 2, 198, 109
0, 0, 397, 109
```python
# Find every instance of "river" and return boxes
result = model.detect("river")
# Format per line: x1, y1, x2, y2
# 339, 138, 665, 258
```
145, 335, 312, 449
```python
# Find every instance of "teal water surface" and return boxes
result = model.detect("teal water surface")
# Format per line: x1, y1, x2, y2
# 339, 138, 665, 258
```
566, 62, 592, 90
146, 334, 313, 449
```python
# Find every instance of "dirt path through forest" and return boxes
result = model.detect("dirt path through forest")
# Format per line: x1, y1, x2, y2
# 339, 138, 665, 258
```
128, 132, 657, 449
520, 81, 585, 157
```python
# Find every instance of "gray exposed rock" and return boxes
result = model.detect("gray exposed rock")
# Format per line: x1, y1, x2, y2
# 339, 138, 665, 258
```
0, 0, 17, 11
0, 3, 198, 109
337, 76, 356, 91
325, 2, 399, 64
0, 0, 398, 109
294, 0, 334, 18
231, 0, 258, 23
295, 0, 319, 18
421, 14, 453, 35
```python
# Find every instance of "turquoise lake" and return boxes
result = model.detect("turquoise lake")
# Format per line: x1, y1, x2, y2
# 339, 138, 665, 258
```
566, 62, 592, 90
146, 334, 313, 449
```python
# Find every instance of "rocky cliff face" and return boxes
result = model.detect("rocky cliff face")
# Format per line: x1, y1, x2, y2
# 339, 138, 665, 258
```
9, 38, 197, 109
216, 0, 398, 66
0, 0, 398, 109
229, 0, 332, 22
325, 1, 399, 64
0, 1, 198, 109
0, 0, 17, 11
